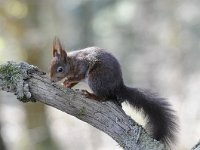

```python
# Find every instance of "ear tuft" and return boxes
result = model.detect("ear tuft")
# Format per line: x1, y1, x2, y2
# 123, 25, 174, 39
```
52, 37, 67, 61
53, 37, 62, 57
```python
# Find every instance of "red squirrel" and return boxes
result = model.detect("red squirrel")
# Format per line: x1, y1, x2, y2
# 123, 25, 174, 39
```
49, 37, 178, 146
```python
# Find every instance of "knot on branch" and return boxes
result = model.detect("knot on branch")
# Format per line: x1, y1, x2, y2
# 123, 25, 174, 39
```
0, 61, 41, 102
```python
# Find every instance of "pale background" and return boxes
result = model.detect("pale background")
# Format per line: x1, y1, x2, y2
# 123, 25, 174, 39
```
0, 0, 200, 150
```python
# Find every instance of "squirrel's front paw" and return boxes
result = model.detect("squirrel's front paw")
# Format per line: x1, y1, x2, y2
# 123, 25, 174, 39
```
63, 80, 78, 88
63, 80, 72, 88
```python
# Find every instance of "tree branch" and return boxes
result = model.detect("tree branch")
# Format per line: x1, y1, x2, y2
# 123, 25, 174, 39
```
192, 141, 200, 150
0, 61, 166, 150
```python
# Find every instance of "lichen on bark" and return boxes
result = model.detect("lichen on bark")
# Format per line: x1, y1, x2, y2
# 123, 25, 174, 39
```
0, 61, 37, 102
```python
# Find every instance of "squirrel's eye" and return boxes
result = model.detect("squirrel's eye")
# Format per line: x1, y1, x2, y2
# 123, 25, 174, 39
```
57, 66, 63, 73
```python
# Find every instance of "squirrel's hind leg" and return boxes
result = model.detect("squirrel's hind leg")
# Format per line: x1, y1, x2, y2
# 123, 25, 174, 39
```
81, 90, 106, 101
81, 90, 122, 107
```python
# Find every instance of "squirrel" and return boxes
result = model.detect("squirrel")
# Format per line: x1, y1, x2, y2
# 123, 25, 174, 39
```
49, 37, 178, 147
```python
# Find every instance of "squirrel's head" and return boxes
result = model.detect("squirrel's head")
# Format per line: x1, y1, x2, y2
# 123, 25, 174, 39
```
49, 37, 70, 82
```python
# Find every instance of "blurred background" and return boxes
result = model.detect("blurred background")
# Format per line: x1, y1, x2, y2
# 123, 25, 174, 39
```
0, 0, 200, 149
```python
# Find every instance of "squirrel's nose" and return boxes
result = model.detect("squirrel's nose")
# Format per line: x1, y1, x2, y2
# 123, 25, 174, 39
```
50, 78, 55, 82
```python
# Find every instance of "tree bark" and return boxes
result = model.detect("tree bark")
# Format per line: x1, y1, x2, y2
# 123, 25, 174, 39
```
192, 141, 200, 150
0, 61, 166, 150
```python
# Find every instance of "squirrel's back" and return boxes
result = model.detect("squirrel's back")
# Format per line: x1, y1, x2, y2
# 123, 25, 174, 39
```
69, 47, 124, 98
68, 47, 123, 82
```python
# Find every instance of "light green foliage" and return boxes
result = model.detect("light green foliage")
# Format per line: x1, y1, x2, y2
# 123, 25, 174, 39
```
0, 61, 37, 102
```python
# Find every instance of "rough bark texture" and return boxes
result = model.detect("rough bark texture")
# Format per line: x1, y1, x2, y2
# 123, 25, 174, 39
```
0, 61, 167, 150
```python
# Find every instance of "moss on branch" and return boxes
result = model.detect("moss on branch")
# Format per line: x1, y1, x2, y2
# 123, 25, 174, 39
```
0, 61, 38, 102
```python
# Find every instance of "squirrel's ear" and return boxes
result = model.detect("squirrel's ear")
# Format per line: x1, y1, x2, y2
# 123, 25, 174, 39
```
53, 37, 67, 61
53, 37, 61, 57
53, 49, 59, 57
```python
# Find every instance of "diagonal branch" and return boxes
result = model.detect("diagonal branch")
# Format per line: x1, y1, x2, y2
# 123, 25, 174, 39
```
0, 61, 166, 150
192, 141, 200, 150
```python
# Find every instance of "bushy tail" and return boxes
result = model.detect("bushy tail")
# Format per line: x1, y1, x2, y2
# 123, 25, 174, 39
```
117, 86, 178, 146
